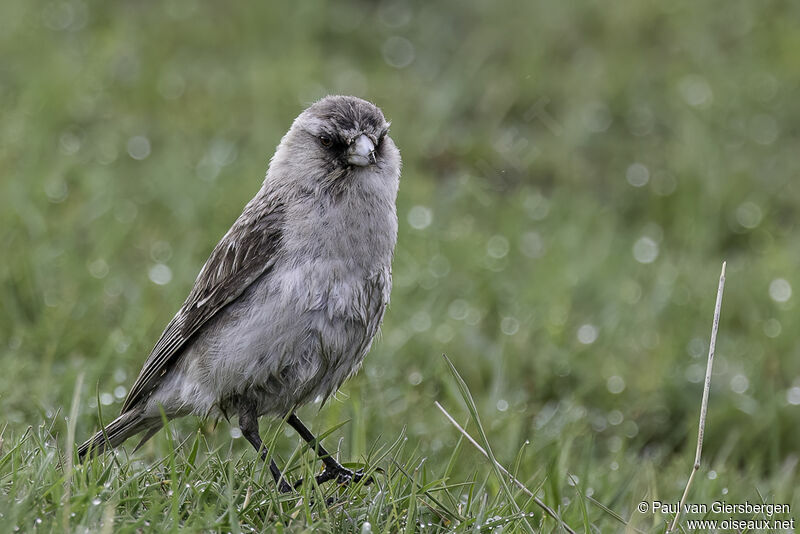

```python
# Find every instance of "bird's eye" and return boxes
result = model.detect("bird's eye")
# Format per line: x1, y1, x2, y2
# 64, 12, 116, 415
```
319, 136, 333, 148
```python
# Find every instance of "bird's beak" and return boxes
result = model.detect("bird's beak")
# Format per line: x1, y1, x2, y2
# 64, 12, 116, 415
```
347, 134, 376, 167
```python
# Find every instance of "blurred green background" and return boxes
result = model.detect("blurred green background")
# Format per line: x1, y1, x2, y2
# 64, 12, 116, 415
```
1, 0, 799, 530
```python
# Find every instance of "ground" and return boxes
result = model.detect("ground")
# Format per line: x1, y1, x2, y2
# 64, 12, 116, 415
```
1, 0, 798, 532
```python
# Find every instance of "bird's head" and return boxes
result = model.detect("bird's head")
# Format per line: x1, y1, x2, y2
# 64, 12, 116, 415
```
267, 95, 400, 196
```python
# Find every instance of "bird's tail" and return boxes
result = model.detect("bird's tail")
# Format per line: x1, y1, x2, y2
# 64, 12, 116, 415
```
77, 410, 160, 461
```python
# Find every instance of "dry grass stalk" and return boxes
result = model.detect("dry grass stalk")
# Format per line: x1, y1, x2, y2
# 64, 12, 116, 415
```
667, 262, 727, 533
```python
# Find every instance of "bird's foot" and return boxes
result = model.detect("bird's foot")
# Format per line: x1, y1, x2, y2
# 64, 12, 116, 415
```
293, 466, 373, 490
277, 478, 293, 494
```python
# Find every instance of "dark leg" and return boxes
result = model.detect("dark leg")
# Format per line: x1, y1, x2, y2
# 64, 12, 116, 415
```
286, 413, 372, 488
239, 408, 292, 493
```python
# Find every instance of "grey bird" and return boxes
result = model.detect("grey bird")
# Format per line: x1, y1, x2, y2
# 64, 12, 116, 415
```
78, 95, 401, 491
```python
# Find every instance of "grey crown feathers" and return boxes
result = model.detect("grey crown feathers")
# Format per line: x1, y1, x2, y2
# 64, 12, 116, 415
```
78, 95, 401, 491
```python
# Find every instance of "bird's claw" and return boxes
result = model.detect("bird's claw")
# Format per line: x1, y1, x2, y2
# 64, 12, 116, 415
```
277, 478, 293, 494
327, 466, 372, 486
291, 466, 373, 490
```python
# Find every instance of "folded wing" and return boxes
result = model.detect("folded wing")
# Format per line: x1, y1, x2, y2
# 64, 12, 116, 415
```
121, 194, 285, 413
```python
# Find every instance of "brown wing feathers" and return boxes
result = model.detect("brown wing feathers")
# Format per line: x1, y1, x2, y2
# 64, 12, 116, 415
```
120, 197, 285, 413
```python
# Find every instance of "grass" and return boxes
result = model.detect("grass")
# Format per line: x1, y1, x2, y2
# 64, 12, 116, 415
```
2, 0, 800, 531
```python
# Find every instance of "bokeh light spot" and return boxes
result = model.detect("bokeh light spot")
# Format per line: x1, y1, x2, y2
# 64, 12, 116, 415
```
500, 316, 519, 336
730, 374, 749, 394
577, 324, 598, 344
735, 201, 762, 229
520, 231, 544, 258
127, 136, 151, 160
408, 205, 432, 230
487, 235, 510, 258
88, 259, 109, 279
749, 114, 779, 145
382, 36, 415, 69
606, 376, 625, 394
679, 75, 713, 108
763, 318, 781, 338
626, 163, 649, 187
632, 237, 658, 264
148, 263, 173, 285
769, 278, 791, 303
607, 410, 623, 425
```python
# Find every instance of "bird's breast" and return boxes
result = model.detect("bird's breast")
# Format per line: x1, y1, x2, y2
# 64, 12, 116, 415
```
272, 259, 390, 322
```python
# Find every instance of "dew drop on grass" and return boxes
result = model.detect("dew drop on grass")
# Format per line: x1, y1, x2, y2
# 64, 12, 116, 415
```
92, 498, 101, 506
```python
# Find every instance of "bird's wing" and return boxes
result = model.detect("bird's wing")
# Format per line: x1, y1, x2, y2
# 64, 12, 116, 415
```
121, 193, 285, 413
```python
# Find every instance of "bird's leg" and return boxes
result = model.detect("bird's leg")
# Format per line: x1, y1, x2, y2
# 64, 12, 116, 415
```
239, 409, 293, 493
286, 413, 372, 488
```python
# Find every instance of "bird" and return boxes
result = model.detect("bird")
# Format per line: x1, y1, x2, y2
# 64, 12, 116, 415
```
78, 95, 401, 492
